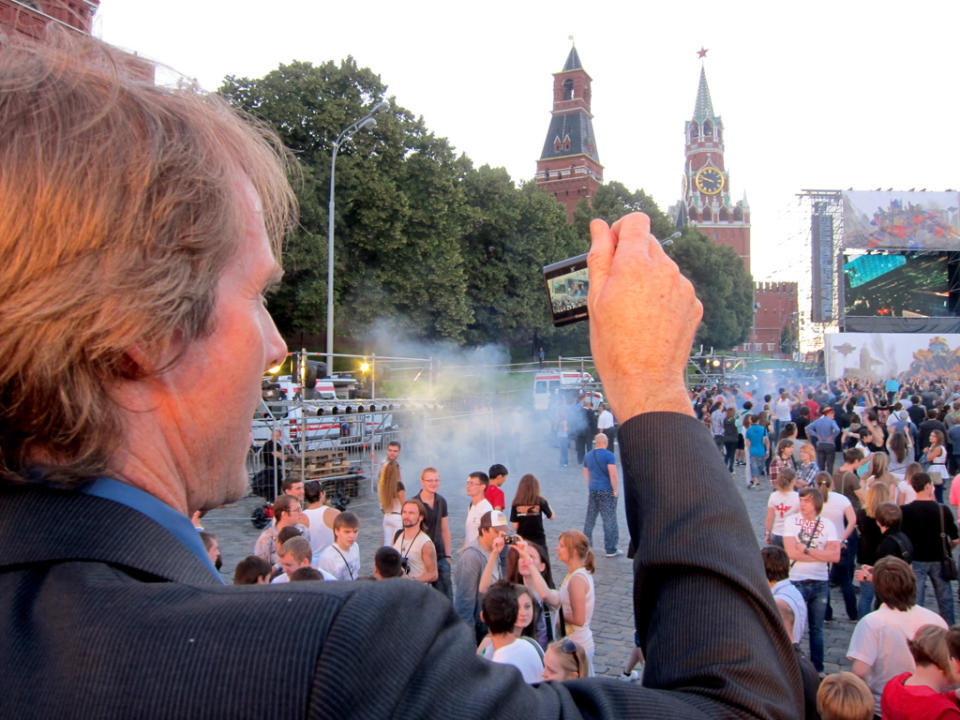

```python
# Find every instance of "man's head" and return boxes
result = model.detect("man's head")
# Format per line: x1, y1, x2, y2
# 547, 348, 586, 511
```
488, 464, 508, 486
466, 471, 489, 501
303, 480, 325, 505
873, 556, 916, 611
821, 406, 834, 418
761, 545, 790, 585
478, 510, 509, 550
480, 580, 519, 635
374, 546, 404, 579
798, 486, 824, 516
386, 441, 401, 462
281, 479, 304, 501
273, 494, 302, 529
401, 498, 426, 531
333, 511, 359, 549
198, 531, 222, 571
875, 502, 902, 531
278, 536, 312, 579
593, 433, 608, 449
233, 555, 271, 585
420, 467, 440, 495
0, 36, 295, 506
911, 471, 933, 496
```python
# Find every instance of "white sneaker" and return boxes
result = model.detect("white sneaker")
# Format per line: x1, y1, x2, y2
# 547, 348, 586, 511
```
619, 669, 640, 682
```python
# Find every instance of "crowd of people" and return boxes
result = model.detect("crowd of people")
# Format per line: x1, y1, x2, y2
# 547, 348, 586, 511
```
236, 437, 629, 684
696, 376, 960, 717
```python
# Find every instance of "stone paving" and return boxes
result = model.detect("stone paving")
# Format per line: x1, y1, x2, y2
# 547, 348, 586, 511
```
204, 424, 956, 680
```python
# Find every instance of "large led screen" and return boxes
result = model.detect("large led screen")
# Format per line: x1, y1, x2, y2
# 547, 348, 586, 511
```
842, 191, 960, 251
842, 252, 951, 318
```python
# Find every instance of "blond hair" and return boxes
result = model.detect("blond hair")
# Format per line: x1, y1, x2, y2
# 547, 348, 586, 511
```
0, 33, 296, 486
816, 672, 874, 720
378, 460, 402, 513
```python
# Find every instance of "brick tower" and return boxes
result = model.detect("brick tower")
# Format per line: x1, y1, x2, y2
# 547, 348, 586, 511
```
535, 46, 603, 222
0, 0, 100, 38
676, 58, 751, 272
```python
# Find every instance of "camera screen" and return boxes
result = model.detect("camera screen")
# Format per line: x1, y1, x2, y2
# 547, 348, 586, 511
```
543, 253, 589, 326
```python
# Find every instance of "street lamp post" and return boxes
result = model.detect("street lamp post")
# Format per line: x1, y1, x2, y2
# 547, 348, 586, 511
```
327, 100, 388, 376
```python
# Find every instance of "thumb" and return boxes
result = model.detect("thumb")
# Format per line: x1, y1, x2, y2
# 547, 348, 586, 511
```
587, 219, 614, 309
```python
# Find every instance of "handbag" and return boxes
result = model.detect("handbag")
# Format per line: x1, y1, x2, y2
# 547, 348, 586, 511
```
939, 505, 958, 581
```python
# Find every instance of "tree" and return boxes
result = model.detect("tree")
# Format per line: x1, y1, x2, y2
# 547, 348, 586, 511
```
780, 323, 798, 356
664, 229, 754, 350
458, 169, 582, 347
219, 60, 474, 345
572, 181, 676, 241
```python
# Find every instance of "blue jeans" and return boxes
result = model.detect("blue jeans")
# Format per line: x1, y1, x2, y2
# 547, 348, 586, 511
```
749, 455, 765, 482
914, 560, 956, 625
794, 579, 829, 672
827, 533, 859, 621
584, 489, 618, 554
857, 580, 875, 619
432, 556, 452, 600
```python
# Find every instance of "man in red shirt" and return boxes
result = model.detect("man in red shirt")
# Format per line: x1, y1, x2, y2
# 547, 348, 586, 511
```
485, 463, 508, 511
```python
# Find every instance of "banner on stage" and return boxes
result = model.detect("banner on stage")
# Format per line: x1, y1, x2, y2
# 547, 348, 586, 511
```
842, 191, 960, 251
825, 332, 960, 382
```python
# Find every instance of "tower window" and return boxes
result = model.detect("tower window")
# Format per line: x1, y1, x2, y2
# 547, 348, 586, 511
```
554, 136, 562, 152
689, 123, 699, 142
703, 120, 713, 138
563, 79, 574, 100
563, 135, 571, 151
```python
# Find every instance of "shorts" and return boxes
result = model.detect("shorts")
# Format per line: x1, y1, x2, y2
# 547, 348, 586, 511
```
749, 455, 766, 478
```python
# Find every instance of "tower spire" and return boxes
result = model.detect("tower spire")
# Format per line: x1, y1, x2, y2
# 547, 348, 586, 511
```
692, 66, 715, 123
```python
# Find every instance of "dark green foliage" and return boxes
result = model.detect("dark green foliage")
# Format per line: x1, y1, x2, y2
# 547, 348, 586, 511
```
219, 60, 751, 355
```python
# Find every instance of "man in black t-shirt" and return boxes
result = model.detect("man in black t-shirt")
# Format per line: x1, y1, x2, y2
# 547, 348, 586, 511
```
415, 466, 452, 599
901, 472, 958, 625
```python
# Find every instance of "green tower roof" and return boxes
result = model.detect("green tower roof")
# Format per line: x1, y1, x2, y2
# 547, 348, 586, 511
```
563, 46, 582, 71
692, 66, 715, 122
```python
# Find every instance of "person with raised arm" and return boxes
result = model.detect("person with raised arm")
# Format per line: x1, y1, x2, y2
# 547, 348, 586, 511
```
0, 33, 799, 716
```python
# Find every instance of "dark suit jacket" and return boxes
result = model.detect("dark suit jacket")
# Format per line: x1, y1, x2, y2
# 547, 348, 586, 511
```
1, 413, 800, 718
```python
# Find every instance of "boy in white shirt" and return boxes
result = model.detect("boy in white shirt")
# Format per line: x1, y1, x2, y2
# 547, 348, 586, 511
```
481, 581, 543, 684
316, 511, 360, 581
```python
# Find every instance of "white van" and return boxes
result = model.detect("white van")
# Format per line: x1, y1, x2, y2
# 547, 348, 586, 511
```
533, 370, 598, 411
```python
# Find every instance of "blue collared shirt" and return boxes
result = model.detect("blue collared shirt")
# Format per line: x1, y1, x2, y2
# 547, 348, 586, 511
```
80, 477, 223, 582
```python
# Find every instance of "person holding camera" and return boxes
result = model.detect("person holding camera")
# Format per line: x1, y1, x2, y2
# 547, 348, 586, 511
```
391, 498, 438, 583
453, 510, 509, 644
0, 28, 800, 713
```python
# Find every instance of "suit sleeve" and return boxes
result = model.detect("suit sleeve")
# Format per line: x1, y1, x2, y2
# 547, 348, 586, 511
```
306, 412, 802, 719
616, 412, 803, 718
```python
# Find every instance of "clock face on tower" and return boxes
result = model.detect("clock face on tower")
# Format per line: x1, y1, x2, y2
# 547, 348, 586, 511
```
694, 166, 724, 195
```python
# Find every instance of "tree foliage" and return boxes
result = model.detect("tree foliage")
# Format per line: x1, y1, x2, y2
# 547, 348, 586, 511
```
572, 181, 753, 350
219, 60, 751, 356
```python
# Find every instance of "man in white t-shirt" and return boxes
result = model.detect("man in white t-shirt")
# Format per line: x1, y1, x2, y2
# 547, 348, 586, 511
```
463, 471, 493, 549
316, 511, 360, 581
773, 389, 795, 439
597, 403, 616, 449
847, 556, 948, 709
784, 487, 840, 672
481, 581, 543, 684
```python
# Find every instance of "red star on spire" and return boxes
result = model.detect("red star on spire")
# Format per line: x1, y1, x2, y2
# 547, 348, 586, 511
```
697, 47, 708, 59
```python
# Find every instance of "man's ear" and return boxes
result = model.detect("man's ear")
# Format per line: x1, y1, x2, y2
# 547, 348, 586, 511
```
479, 611, 485, 625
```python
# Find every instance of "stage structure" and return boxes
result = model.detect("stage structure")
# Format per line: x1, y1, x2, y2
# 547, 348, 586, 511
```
802, 189, 960, 335
804, 189, 960, 381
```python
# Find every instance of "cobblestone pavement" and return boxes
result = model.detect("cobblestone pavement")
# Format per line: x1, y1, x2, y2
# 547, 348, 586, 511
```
205, 427, 956, 679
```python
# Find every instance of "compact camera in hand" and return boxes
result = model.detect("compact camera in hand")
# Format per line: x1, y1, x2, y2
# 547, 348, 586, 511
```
543, 253, 589, 326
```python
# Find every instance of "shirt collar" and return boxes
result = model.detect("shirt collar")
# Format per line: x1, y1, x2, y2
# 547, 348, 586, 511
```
79, 477, 223, 583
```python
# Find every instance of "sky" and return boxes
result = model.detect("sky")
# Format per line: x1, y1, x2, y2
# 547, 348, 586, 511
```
94, 0, 960, 329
